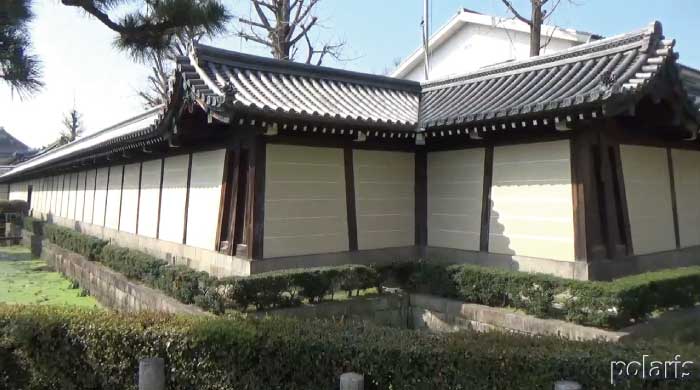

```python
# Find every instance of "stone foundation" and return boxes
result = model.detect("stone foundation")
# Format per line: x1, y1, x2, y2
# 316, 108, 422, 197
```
409, 293, 627, 342
39, 237, 207, 315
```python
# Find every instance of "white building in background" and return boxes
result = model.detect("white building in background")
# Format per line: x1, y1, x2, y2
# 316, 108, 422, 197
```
392, 8, 599, 82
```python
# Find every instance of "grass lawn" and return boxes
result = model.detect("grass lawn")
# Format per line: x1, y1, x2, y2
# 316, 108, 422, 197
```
0, 246, 100, 308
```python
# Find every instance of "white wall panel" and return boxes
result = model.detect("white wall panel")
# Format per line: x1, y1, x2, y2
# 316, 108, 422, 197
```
138, 159, 162, 238
158, 155, 189, 243
264, 145, 349, 258
75, 171, 86, 222
427, 148, 485, 251
105, 166, 123, 230
83, 170, 96, 223
67, 173, 78, 220
51, 176, 60, 214
354, 150, 414, 250
9, 182, 27, 201
59, 175, 69, 217
186, 150, 225, 250
672, 149, 700, 248
120, 163, 141, 234
620, 145, 676, 255
93, 168, 109, 226
489, 140, 575, 262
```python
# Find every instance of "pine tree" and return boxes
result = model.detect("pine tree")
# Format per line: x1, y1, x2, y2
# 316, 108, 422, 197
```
0, 0, 43, 98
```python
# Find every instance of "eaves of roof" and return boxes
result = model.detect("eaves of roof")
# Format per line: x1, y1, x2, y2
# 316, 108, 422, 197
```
418, 21, 700, 135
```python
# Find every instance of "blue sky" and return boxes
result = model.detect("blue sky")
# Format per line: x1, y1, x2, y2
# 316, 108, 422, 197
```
2, 0, 699, 148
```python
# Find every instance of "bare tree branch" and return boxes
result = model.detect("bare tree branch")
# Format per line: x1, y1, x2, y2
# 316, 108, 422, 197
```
500, 0, 532, 25
236, 0, 347, 65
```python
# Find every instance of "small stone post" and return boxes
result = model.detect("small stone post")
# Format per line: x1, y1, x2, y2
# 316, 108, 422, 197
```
554, 380, 582, 390
340, 372, 364, 390
138, 357, 165, 390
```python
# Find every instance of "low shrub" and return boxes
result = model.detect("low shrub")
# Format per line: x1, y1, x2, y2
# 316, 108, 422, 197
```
43, 224, 107, 261
100, 244, 215, 308
1, 305, 698, 390
217, 265, 379, 311
21, 216, 43, 235
380, 261, 700, 329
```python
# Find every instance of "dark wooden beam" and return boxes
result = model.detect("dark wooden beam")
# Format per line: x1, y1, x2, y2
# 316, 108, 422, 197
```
103, 167, 111, 227
609, 141, 633, 257
667, 148, 682, 249
117, 165, 125, 231
250, 136, 267, 260
344, 147, 358, 251
135, 162, 143, 235
155, 159, 165, 239
570, 127, 607, 261
570, 135, 588, 261
215, 149, 232, 251
415, 148, 428, 247
182, 154, 193, 244
81, 170, 88, 222
90, 169, 98, 225
479, 146, 494, 252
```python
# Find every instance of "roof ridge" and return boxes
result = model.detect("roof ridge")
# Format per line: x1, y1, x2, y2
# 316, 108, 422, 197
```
190, 43, 421, 92
422, 21, 662, 89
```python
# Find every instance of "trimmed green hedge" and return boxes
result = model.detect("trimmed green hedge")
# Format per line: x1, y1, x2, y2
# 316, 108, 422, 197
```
44, 225, 379, 314
379, 261, 700, 329
217, 265, 379, 311
2, 305, 698, 390
43, 224, 107, 261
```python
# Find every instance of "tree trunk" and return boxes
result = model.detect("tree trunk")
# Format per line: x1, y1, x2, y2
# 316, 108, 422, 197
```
274, 0, 292, 60
529, 0, 543, 57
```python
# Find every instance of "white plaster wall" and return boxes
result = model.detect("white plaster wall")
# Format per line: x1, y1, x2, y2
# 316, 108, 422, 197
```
672, 149, 700, 248
489, 140, 575, 262
138, 159, 162, 238
186, 150, 226, 251
50, 176, 59, 214
83, 169, 96, 223
0, 184, 8, 201
120, 163, 141, 234
264, 145, 349, 258
93, 168, 109, 226
354, 150, 414, 250
75, 171, 86, 222
35, 179, 44, 213
67, 173, 78, 220
105, 166, 123, 230
403, 23, 576, 82
620, 145, 676, 255
9, 182, 27, 201
60, 175, 69, 218
158, 155, 189, 243
427, 148, 485, 251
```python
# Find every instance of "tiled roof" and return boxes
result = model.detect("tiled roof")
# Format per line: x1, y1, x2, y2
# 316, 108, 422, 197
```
679, 64, 700, 108
177, 44, 421, 130
0, 106, 165, 180
419, 21, 686, 130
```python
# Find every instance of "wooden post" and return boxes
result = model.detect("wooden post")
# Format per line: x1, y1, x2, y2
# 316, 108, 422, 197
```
339, 372, 364, 390
553, 380, 581, 390
138, 357, 164, 390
